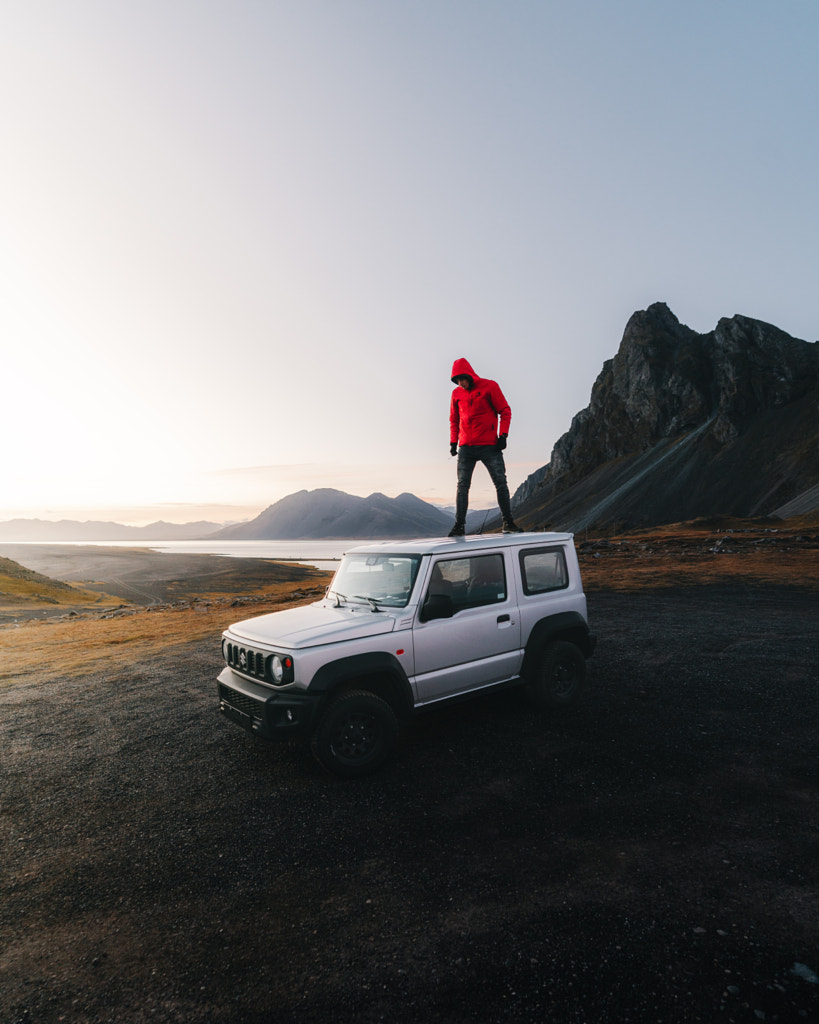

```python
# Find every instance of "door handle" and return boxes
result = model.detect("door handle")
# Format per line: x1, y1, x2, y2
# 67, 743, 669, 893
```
497, 614, 510, 623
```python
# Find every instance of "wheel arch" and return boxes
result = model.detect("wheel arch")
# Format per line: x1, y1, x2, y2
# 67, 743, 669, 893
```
521, 611, 595, 680
309, 652, 414, 719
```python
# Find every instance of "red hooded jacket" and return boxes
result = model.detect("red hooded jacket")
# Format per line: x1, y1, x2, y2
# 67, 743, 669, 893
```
449, 358, 512, 447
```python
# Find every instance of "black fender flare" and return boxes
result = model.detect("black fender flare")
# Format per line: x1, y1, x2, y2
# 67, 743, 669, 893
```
521, 611, 596, 680
308, 652, 415, 718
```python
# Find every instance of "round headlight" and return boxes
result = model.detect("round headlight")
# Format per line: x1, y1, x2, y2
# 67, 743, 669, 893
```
270, 655, 284, 683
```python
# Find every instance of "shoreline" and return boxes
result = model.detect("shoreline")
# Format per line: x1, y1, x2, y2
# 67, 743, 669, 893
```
0, 543, 332, 625
1, 522, 817, 627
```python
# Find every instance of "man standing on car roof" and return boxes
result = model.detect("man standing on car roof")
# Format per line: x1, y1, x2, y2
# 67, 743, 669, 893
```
448, 357, 524, 537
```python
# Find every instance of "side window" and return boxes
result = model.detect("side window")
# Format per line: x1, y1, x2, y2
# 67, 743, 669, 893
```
519, 547, 569, 595
426, 554, 507, 612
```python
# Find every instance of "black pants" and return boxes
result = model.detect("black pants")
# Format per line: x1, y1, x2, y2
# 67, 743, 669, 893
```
455, 445, 513, 523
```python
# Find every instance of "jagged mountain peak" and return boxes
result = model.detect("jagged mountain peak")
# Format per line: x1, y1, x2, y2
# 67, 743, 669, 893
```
512, 303, 819, 530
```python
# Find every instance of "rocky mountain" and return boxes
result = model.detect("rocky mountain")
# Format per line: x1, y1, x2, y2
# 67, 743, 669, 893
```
214, 489, 444, 539
213, 489, 489, 539
509, 302, 819, 532
0, 519, 222, 541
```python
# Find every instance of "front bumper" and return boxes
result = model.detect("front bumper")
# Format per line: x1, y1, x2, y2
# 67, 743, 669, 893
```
216, 667, 321, 741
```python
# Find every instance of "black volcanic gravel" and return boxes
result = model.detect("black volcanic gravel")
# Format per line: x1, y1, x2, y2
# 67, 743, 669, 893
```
1, 585, 818, 1023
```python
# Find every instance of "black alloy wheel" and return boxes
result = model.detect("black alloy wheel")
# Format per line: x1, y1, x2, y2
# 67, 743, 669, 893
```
527, 640, 586, 709
311, 690, 399, 778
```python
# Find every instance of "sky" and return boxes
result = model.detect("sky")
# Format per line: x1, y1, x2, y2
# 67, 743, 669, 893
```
1, 0, 817, 526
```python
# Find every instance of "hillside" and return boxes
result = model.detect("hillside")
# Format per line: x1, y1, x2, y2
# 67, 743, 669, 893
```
0, 555, 111, 617
509, 303, 819, 531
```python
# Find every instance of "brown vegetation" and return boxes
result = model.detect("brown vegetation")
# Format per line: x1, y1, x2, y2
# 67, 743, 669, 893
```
578, 518, 819, 592
0, 555, 114, 613
0, 582, 331, 686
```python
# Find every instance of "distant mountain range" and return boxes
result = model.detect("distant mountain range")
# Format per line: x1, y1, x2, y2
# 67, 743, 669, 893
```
0, 502, 491, 542
0, 519, 223, 542
504, 302, 819, 532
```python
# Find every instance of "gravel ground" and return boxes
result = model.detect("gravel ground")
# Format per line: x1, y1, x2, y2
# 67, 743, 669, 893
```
1, 585, 818, 1024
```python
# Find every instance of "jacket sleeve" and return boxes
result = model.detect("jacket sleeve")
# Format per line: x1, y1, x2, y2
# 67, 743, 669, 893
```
489, 381, 511, 436
449, 391, 460, 444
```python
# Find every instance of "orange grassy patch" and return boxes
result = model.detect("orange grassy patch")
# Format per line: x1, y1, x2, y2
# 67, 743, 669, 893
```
578, 520, 819, 592
0, 583, 329, 686
581, 548, 819, 592
0, 555, 117, 611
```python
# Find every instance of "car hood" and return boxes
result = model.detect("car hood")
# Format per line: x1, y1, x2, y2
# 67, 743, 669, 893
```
226, 602, 399, 649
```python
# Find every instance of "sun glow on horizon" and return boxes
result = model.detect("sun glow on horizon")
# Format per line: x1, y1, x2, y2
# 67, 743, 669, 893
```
1, 1, 816, 523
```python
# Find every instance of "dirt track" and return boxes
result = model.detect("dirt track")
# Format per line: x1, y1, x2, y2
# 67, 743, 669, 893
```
1, 582, 818, 1023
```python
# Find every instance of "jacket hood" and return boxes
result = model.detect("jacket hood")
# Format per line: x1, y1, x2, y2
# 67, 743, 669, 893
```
451, 357, 477, 384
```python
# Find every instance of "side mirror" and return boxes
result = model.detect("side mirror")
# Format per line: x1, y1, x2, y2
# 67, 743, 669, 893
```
420, 593, 454, 622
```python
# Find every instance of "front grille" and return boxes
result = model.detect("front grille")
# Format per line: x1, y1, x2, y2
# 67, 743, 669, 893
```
225, 642, 268, 681
219, 684, 262, 719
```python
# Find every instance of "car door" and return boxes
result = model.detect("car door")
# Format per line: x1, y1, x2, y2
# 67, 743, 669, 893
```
411, 551, 522, 704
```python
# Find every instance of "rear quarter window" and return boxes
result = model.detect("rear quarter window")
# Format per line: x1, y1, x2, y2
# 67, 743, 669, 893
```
426, 553, 507, 612
519, 546, 569, 595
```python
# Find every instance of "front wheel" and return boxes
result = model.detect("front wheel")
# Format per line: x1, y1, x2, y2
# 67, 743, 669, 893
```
527, 641, 586, 709
311, 690, 398, 778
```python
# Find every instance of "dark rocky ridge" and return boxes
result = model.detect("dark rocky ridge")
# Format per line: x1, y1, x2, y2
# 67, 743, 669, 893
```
511, 303, 819, 531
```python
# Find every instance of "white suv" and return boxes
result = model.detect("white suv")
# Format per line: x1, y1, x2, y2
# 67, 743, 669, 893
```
216, 533, 596, 777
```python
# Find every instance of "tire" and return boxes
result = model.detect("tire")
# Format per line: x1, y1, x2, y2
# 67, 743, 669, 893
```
311, 690, 399, 778
527, 641, 586, 709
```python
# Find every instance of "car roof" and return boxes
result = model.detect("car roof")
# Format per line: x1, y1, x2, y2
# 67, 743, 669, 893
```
343, 532, 574, 558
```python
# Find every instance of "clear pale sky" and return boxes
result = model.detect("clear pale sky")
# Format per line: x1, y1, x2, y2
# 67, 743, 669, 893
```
2, 0, 817, 525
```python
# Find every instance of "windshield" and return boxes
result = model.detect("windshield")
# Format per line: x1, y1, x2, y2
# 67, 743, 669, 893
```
329, 553, 423, 608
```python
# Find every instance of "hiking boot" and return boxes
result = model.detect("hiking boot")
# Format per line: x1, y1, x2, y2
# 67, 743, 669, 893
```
502, 520, 524, 534
447, 522, 466, 537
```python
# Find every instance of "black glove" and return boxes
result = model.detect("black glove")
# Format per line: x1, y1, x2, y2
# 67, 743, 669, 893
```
450, 442, 458, 457
495, 433, 507, 451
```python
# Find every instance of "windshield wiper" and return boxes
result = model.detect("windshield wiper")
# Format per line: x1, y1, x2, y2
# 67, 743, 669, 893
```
329, 590, 347, 607
352, 595, 381, 611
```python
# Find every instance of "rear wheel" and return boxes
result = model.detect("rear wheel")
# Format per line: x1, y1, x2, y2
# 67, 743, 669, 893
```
311, 690, 398, 778
527, 641, 585, 709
